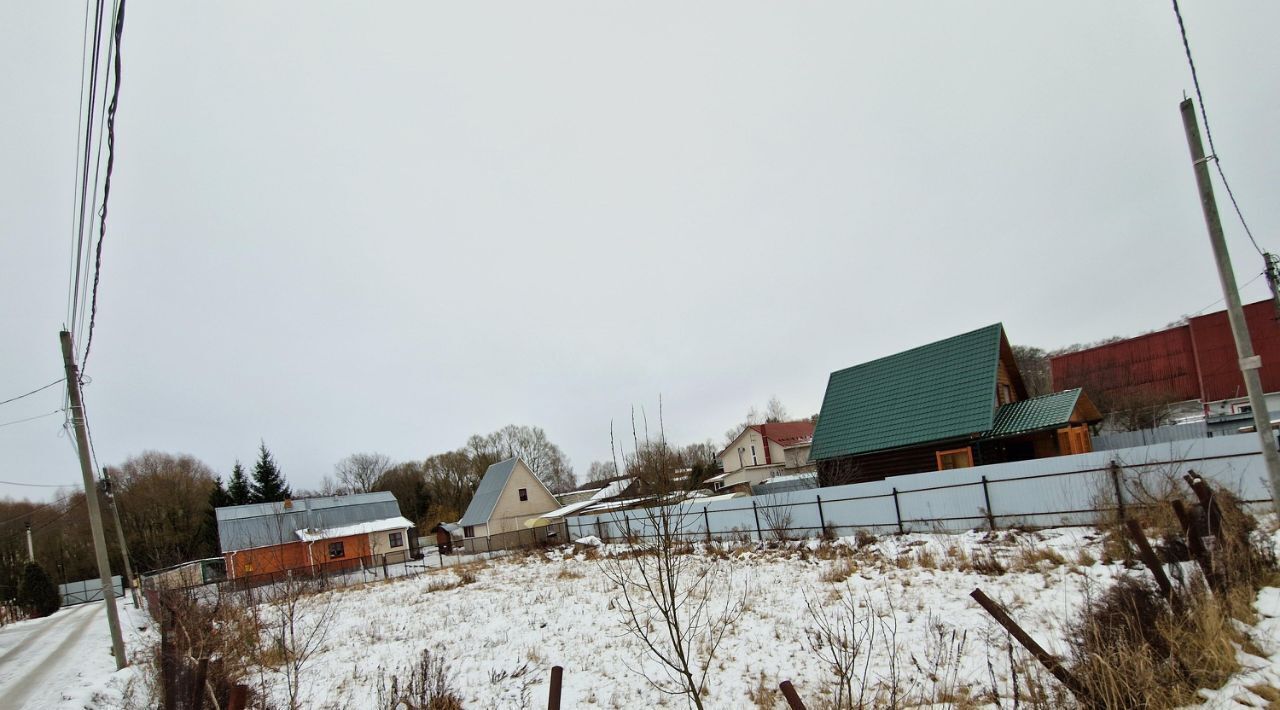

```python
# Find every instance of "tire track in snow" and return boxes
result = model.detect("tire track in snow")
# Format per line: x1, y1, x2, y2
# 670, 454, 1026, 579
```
0, 603, 104, 709
0, 602, 97, 666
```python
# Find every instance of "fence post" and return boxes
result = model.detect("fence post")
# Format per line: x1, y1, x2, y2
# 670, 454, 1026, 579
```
891, 488, 904, 534
622, 512, 630, 542
816, 495, 826, 538
595, 517, 604, 542
548, 665, 564, 710
1125, 519, 1174, 600
1109, 461, 1126, 522
752, 500, 762, 541
703, 507, 712, 543
980, 476, 997, 530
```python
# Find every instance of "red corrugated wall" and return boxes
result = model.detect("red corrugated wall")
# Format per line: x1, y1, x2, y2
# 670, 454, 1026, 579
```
1050, 299, 1280, 404
1188, 300, 1280, 400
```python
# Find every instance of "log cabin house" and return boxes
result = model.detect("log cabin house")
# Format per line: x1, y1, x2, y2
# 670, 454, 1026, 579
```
811, 324, 1102, 487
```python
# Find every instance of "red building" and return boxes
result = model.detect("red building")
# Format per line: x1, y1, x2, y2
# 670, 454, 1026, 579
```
1050, 299, 1280, 408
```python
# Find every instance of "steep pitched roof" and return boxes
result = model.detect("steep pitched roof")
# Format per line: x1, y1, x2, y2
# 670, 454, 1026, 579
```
457, 458, 519, 527
810, 324, 1006, 461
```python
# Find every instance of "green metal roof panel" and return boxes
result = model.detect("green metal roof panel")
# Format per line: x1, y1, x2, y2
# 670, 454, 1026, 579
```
987, 389, 1082, 438
810, 324, 1005, 461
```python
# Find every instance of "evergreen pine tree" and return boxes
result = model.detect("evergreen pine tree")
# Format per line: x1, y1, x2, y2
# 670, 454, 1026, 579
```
227, 461, 251, 506
250, 442, 291, 503
17, 561, 60, 617
199, 475, 232, 555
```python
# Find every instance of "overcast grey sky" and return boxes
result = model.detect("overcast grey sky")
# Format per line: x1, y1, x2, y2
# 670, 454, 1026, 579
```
3, 2, 1279, 499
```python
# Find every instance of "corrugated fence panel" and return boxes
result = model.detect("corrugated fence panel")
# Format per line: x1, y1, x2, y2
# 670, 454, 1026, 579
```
566, 434, 1271, 541
1093, 422, 1210, 451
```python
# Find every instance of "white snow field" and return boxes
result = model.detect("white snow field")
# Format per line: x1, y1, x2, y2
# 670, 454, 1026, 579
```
22, 525, 1279, 708
91, 526, 1278, 708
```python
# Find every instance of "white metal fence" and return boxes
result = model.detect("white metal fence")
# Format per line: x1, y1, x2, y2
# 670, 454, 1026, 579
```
567, 433, 1273, 542
59, 575, 124, 606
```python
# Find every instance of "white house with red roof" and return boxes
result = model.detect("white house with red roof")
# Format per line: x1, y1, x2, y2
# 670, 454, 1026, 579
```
709, 420, 816, 491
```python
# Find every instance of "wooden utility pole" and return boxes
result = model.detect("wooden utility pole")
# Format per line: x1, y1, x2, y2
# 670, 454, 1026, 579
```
59, 330, 127, 669
1180, 99, 1280, 518
102, 469, 139, 606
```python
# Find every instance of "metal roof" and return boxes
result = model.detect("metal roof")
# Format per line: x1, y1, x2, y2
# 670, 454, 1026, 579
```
457, 458, 519, 527
987, 389, 1085, 437
810, 324, 1005, 461
214, 491, 404, 553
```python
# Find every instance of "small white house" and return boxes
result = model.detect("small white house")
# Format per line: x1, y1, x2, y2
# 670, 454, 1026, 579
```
457, 458, 560, 553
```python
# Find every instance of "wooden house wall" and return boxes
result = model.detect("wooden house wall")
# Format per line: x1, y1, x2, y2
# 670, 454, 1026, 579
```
224, 532, 374, 579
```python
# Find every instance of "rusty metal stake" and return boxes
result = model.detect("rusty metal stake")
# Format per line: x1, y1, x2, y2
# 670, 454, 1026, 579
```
779, 680, 807, 709
227, 684, 248, 710
969, 588, 1089, 704
548, 665, 563, 710
1125, 519, 1174, 600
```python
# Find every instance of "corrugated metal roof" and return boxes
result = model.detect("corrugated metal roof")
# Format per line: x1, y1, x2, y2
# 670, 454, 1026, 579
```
215, 491, 404, 553
810, 324, 1004, 461
987, 389, 1082, 437
457, 458, 518, 527
751, 473, 818, 496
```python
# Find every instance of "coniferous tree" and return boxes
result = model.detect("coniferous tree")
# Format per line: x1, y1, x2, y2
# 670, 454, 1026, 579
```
250, 442, 291, 503
199, 475, 232, 555
227, 461, 251, 506
17, 561, 60, 617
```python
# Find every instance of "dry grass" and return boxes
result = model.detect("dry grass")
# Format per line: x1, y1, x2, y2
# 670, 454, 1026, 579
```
555, 567, 584, 580
820, 557, 857, 584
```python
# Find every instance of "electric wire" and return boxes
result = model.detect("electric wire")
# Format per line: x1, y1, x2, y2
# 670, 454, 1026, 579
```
1187, 269, 1267, 318
1171, 0, 1266, 257
83, 0, 127, 372
0, 410, 67, 429
0, 492, 81, 528
0, 479, 80, 488
71, 0, 108, 337
67, 0, 93, 328
0, 379, 64, 407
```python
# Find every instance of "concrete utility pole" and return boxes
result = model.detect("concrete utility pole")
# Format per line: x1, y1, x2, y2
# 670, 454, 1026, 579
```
1180, 99, 1280, 518
59, 330, 127, 669
25, 522, 34, 562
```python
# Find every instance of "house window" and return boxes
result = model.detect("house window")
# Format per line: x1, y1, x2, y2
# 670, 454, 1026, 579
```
998, 383, 1013, 405
750, 445, 757, 466
463, 525, 475, 538
518, 488, 528, 502
328, 541, 345, 559
935, 447, 973, 471
388, 532, 403, 548
244, 562, 253, 573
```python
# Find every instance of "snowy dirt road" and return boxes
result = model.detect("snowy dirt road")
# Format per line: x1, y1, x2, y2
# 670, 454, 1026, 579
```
0, 598, 144, 709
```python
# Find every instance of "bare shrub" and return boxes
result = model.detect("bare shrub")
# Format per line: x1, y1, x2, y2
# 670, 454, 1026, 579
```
803, 584, 876, 709
599, 404, 747, 710
758, 495, 796, 542
375, 648, 464, 710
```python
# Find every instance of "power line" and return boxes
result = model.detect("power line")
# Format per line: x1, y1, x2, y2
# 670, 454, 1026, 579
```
0, 479, 80, 488
0, 492, 80, 528
71, 0, 109, 337
82, 0, 127, 373
0, 378, 64, 407
1170, 0, 1265, 257
0, 410, 66, 429
1187, 269, 1267, 318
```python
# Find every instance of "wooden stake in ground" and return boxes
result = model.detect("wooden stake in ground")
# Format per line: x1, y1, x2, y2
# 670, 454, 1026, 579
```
969, 588, 1089, 705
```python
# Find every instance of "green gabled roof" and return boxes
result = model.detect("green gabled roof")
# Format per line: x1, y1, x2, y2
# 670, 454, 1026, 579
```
810, 324, 1005, 461
987, 389, 1083, 438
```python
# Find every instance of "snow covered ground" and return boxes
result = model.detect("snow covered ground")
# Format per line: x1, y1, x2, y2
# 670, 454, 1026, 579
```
28, 524, 1278, 708
0, 595, 152, 710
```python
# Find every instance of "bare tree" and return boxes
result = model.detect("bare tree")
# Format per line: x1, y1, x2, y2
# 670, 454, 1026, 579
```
466, 424, 576, 492
600, 402, 746, 709
764, 395, 788, 423
334, 453, 392, 494
586, 460, 618, 483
